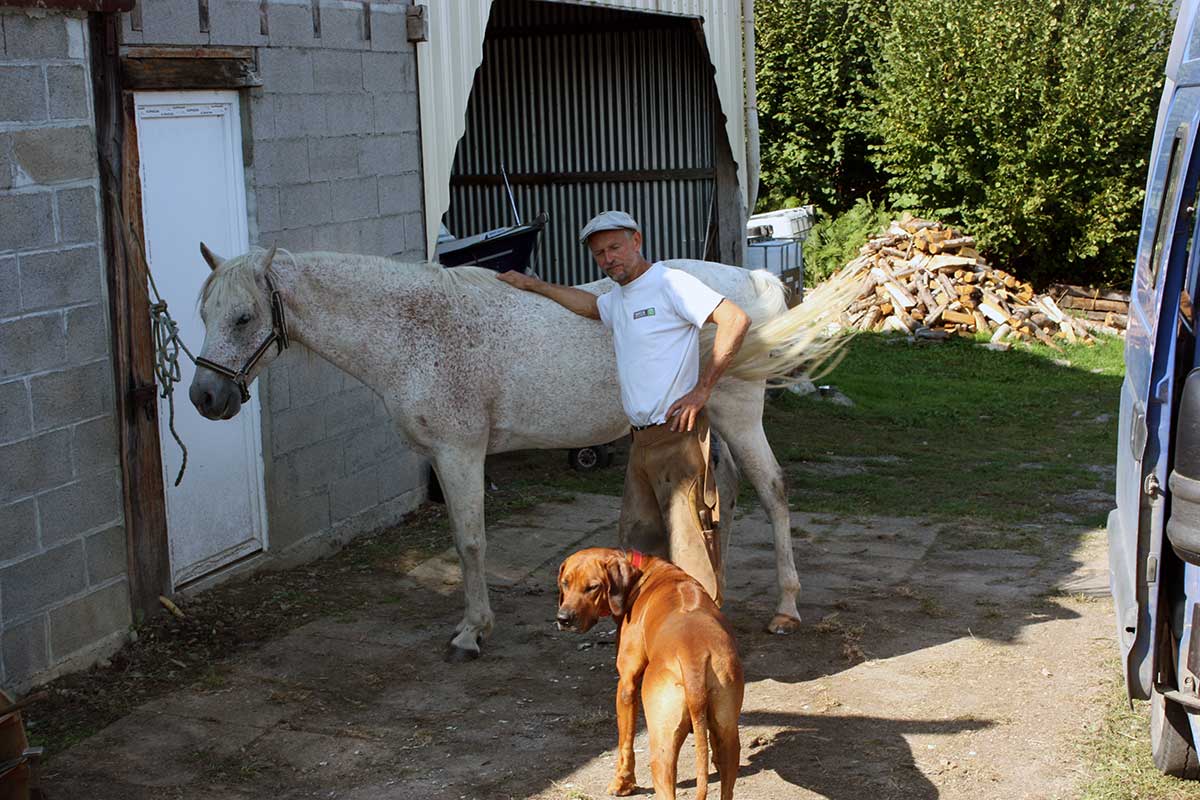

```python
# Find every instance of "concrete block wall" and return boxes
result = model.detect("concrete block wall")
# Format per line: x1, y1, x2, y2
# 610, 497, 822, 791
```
126, 0, 428, 561
0, 9, 130, 689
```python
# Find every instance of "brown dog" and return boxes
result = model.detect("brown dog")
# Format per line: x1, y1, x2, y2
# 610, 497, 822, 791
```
556, 547, 744, 800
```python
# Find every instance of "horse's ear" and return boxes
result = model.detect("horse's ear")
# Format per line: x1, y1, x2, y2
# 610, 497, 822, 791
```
606, 555, 639, 618
199, 242, 224, 271
259, 244, 278, 274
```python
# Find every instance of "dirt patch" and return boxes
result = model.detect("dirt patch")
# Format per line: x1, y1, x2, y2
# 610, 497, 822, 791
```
33, 488, 1115, 800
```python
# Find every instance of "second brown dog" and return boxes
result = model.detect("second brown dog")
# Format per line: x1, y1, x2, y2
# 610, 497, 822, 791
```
556, 547, 744, 800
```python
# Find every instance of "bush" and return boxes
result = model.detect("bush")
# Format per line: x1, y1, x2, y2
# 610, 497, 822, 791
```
755, 0, 890, 215
803, 198, 892, 285
871, 0, 1172, 286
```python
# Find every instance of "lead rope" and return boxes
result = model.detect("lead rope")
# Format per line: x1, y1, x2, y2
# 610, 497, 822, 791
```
98, 154, 198, 486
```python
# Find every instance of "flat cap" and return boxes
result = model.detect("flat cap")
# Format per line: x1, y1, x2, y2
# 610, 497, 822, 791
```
578, 210, 641, 245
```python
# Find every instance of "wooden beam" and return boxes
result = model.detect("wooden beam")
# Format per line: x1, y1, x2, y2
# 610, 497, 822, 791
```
121, 56, 262, 91
120, 45, 255, 60
91, 14, 172, 622
5, 0, 132, 10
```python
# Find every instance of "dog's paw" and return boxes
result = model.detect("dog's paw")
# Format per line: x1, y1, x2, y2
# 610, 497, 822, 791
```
606, 775, 636, 796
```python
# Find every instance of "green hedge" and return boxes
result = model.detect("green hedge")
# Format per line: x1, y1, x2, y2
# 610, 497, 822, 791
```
756, 0, 1172, 286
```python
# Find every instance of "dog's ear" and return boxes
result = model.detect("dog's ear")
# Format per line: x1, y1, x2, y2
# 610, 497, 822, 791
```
606, 555, 640, 618
556, 560, 566, 608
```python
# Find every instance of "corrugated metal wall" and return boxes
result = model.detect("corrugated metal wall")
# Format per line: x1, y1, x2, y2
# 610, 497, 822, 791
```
445, 0, 718, 285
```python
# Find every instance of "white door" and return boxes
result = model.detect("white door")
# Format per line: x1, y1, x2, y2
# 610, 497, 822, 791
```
134, 90, 269, 587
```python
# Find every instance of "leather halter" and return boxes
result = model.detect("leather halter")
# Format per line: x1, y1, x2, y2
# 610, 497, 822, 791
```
194, 273, 290, 403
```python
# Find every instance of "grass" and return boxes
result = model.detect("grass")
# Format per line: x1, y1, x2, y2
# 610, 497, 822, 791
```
766, 332, 1124, 525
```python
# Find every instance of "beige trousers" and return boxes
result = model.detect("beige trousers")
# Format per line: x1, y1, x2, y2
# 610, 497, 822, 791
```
618, 411, 723, 605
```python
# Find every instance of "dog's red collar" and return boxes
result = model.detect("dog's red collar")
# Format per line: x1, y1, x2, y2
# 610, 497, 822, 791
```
627, 549, 646, 569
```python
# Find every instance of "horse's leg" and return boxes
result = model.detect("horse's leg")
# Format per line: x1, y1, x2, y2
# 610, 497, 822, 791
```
709, 382, 802, 634
431, 446, 494, 661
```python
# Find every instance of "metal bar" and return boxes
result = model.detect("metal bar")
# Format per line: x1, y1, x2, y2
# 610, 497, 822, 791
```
452, 169, 716, 186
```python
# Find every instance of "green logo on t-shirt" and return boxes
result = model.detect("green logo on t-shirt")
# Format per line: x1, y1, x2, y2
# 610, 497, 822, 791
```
633, 307, 656, 319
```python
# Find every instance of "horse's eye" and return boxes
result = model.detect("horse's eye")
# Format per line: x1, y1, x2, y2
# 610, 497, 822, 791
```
587, 584, 601, 593
236, 313, 253, 326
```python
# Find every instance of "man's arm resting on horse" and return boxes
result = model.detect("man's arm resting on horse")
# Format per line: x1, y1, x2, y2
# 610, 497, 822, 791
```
666, 299, 751, 432
497, 271, 600, 319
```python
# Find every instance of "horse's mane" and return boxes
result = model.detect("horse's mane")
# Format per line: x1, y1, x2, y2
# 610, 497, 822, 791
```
198, 247, 282, 316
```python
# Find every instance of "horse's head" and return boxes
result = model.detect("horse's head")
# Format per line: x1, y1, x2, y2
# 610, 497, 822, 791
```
189, 243, 286, 420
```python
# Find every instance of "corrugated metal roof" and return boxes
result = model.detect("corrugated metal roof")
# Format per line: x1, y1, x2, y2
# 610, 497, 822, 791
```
415, 0, 751, 258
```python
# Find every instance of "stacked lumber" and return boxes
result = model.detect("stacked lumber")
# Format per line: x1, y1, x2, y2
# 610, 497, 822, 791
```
1046, 284, 1129, 333
839, 216, 1100, 348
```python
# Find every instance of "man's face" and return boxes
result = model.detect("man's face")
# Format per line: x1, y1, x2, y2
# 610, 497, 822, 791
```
589, 229, 643, 285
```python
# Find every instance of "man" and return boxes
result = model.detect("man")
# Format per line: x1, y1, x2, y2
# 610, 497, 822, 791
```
498, 210, 750, 605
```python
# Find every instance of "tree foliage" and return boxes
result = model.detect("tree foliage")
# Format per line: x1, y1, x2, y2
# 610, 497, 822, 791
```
870, 0, 1172, 285
755, 0, 889, 214
803, 198, 892, 285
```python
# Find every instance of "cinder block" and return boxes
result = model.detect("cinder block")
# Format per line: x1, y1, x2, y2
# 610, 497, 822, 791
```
0, 427, 71, 501
264, 359, 289, 411
313, 217, 382, 254
48, 579, 131, 660
140, 0, 210, 46
1, 540, 86, 620
375, 448, 425, 501
373, 91, 418, 134
369, 7, 413, 54
324, 384, 376, 436
38, 469, 122, 548
264, 226, 314, 253
325, 94, 373, 136
0, 192, 55, 253
30, 359, 114, 431
285, 347, 344, 402
0, 134, 12, 191
312, 50, 363, 93
0, 67, 47, 125
252, 186, 280, 235
2, 616, 48, 684
266, 487, 329, 550
19, 246, 102, 311
119, 9, 143, 45
57, 186, 98, 245
248, 91, 274, 141
72, 413, 118, 472
270, 404, 326, 455
65, 303, 107, 363
0, 312, 65, 378
0, 497, 37, 564
343, 420, 400, 474
47, 65, 88, 121
330, 467, 378, 522
207, 0, 269, 47
279, 181, 331, 229
358, 135, 405, 178
251, 137, 309, 186
320, 6, 367, 51
362, 51, 413, 94
11, 127, 97, 185
266, 2, 318, 48
279, 437, 344, 494
399, 131, 421, 173
84, 524, 127, 585
273, 94, 327, 137
258, 48, 314, 94
380, 215, 406, 257
330, 176, 378, 223
0, 378, 31, 445
0, 256, 16, 316
308, 135, 360, 180
404, 211, 426, 255
379, 172, 422, 216
3, 13, 70, 58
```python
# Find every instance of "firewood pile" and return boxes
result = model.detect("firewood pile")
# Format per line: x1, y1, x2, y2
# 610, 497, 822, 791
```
838, 216, 1121, 347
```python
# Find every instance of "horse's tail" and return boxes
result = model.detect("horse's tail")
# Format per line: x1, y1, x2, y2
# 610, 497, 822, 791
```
742, 268, 790, 321
706, 261, 864, 386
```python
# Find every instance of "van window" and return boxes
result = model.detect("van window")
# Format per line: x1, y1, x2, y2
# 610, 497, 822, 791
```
1150, 132, 1187, 287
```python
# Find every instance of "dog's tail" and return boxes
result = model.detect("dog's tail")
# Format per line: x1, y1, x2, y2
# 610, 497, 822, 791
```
683, 656, 711, 800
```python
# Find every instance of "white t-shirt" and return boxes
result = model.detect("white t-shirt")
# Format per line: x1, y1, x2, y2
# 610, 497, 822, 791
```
597, 262, 725, 427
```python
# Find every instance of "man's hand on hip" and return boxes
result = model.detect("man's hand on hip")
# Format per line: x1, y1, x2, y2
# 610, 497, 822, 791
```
666, 386, 711, 432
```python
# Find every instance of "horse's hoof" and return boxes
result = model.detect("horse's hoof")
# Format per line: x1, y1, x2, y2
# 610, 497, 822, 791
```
444, 643, 481, 663
766, 613, 801, 634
